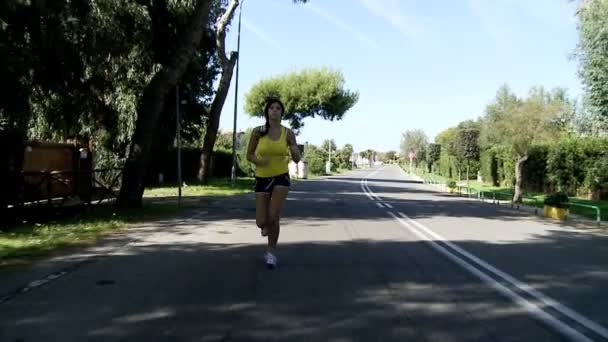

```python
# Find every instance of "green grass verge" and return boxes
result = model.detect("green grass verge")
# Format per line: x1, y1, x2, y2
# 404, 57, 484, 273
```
144, 177, 254, 197
1, 177, 255, 264
568, 198, 608, 221
412, 168, 608, 222
0, 203, 182, 263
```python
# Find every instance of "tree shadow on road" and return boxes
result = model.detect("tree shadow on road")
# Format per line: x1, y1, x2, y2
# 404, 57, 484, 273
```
3, 175, 608, 341
327, 177, 423, 185
5, 231, 607, 341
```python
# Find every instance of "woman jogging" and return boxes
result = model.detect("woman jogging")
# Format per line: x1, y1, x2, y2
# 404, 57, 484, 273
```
247, 98, 301, 269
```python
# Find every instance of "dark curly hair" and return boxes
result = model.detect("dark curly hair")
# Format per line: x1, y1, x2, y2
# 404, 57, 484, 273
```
259, 98, 285, 137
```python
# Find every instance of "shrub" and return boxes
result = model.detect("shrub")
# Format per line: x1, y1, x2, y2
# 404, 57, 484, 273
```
544, 192, 569, 209
546, 137, 608, 195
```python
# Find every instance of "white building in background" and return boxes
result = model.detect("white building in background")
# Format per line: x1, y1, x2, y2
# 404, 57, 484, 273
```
288, 160, 308, 179
351, 151, 385, 168
358, 158, 370, 168
352, 153, 371, 168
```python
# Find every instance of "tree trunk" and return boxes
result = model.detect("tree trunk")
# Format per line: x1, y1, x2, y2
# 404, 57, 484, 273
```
197, 0, 240, 184
491, 154, 499, 187
117, 0, 213, 208
466, 159, 470, 188
197, 58, 236, 183
512, 154, 529, 203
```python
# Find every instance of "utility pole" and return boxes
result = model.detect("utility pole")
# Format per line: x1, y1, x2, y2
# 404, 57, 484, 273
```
176, 85, 182, 207
326, 141, 332, 174
231, 0, 245, 186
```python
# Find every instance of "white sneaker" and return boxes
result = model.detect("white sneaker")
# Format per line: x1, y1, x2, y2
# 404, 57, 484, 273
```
264, 252, 277, 269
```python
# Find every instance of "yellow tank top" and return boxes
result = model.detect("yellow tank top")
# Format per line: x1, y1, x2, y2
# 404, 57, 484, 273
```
255, 126, 289, 177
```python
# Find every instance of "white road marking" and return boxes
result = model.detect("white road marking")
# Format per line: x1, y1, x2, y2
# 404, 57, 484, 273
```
365, 179, 381, 201
362, 170, 382, 201
376, 202, 384, 208
388, 212, 593, 342
360, 178, 375, 200
399, 212, 608, 340
359, 166, 606, 341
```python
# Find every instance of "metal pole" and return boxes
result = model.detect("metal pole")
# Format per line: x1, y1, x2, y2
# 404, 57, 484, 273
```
176, 85, 182, 207
231, 0, 245, 186
467, 159, 470, 190
326, 142, 331, 174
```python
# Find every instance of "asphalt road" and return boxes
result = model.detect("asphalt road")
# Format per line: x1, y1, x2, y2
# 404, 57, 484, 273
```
1, 165, 607, 341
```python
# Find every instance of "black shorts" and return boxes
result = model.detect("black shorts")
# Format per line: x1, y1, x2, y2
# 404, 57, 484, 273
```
255, 173, 291, 193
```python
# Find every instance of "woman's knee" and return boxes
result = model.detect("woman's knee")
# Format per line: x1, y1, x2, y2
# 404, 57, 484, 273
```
256, 218, 266, 229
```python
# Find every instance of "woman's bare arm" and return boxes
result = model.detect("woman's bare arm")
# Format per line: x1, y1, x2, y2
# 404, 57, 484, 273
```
247, 128, 264, 165
287, 129, 301, 163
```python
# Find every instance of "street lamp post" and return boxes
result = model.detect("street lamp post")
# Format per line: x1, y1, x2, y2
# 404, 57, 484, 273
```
176, 85, 182, 207
325, 142, 332, 174
231, 0, 245, 186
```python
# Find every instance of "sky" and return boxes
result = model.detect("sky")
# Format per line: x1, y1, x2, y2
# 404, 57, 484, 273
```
218, 0, 582, 153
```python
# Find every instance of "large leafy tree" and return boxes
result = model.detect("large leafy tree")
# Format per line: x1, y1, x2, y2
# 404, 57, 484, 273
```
480, 84, 520, 148
1, 0, 226, 205
196, 0, 240, 184
303, 144, 326, 175
382, 150, 398, 163
0, 0, 223, 188
435, 127, 460, 178
1, 0, 153, 148
576, 0, 608, 134
321, 139, 338, 155
244, 67, 359, 133
400, 129, 428, 167
118, 0, 217, 207
1, 0, 313, 207
456, 128, 480, 182
124, 0, 314, 203
115, 0, 312, 203
427, 143, 441, 172
337, 144, 355, 169
318, 139, 338, 171
435, 127, 458, 157
483, 86, 574, 202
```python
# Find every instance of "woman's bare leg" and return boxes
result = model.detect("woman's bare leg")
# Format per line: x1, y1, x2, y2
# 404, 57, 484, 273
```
255, 193, 270, 236
267, 186, 289, 250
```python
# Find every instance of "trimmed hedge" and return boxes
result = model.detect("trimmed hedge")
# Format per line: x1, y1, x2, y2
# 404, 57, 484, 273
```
146, 149, 245, 185
544, 192, 569, 209
479, 145, 515, 187
521, 145, 549, 193
546, 137, 608, 195
475, 137, 608, 199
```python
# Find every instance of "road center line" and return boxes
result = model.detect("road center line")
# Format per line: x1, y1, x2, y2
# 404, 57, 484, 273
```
360, 167, 606, 341
362, 171, 381, 201
399, 212, 608, 340
388, 211, 593, 342
360, 178, 375, 201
